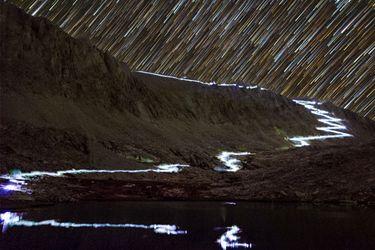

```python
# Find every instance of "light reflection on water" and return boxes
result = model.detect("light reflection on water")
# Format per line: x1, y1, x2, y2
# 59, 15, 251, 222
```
0, 210, 251, 249
0, 212, 187, 235
0, 202, 374, 250
217, 226, 252, 249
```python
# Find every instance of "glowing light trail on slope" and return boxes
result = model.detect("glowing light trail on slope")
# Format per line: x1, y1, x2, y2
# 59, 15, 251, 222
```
0, 164, 189, 181
288, 100, 353, 147
137, 70, 216, 85
137, 71, 265, 90
0, 212, 187, 235
0, 77, 353, 194
0, 164, 189, 194
215, 152, 252, 172
0, 179, 31, 194
217, 225, 252, 249
138, 71, 351, 147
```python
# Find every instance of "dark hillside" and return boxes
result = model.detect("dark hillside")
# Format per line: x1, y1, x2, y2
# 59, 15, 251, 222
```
4, 2, 370, 171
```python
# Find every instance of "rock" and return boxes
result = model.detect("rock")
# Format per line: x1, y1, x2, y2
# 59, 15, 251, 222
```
280, 191, 288, 196
295, 191, 306, 199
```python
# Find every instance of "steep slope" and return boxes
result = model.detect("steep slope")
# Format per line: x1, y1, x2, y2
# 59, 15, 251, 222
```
0, 2, 374, 174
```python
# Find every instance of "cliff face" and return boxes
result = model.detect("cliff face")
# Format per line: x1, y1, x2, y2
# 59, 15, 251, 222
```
0, 3, 374, 172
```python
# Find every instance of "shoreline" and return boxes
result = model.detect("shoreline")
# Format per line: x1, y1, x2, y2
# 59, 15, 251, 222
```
2, 197, 374, 211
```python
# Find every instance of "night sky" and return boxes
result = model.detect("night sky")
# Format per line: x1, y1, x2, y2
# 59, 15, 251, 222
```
9, 0, 375, 119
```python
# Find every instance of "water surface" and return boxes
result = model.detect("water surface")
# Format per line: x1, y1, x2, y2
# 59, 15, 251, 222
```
1, 202, 374, 250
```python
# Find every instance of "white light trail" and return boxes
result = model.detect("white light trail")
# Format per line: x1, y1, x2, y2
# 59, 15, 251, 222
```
137, 71, 216, 85
0, 164, 189, 195
0, 164, 189, 181
0, 212, 187, 235
217, 225, 252, 250
215, 152, 252, 172
138, 72, 350, 147
0, 179, 31, 194
218, 83, 237, 87
288, 100, 353, 147
136, 71, 265, 90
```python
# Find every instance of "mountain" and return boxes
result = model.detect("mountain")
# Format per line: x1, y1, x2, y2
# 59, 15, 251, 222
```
7, 0, 374, 119
1, 3, 374, 206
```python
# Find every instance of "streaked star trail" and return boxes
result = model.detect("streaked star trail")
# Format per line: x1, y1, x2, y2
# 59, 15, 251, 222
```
8, 0, 375, 119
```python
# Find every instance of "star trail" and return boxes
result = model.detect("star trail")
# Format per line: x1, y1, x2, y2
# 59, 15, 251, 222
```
8, 0, 375, 119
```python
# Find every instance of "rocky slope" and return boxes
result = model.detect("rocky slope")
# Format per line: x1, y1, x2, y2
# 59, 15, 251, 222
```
1, 3, 375, 206
2, 139, 375, 208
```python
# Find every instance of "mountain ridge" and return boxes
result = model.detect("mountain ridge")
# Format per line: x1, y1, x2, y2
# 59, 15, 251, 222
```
1, 2, 374, 173
1, 3, 375, 206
